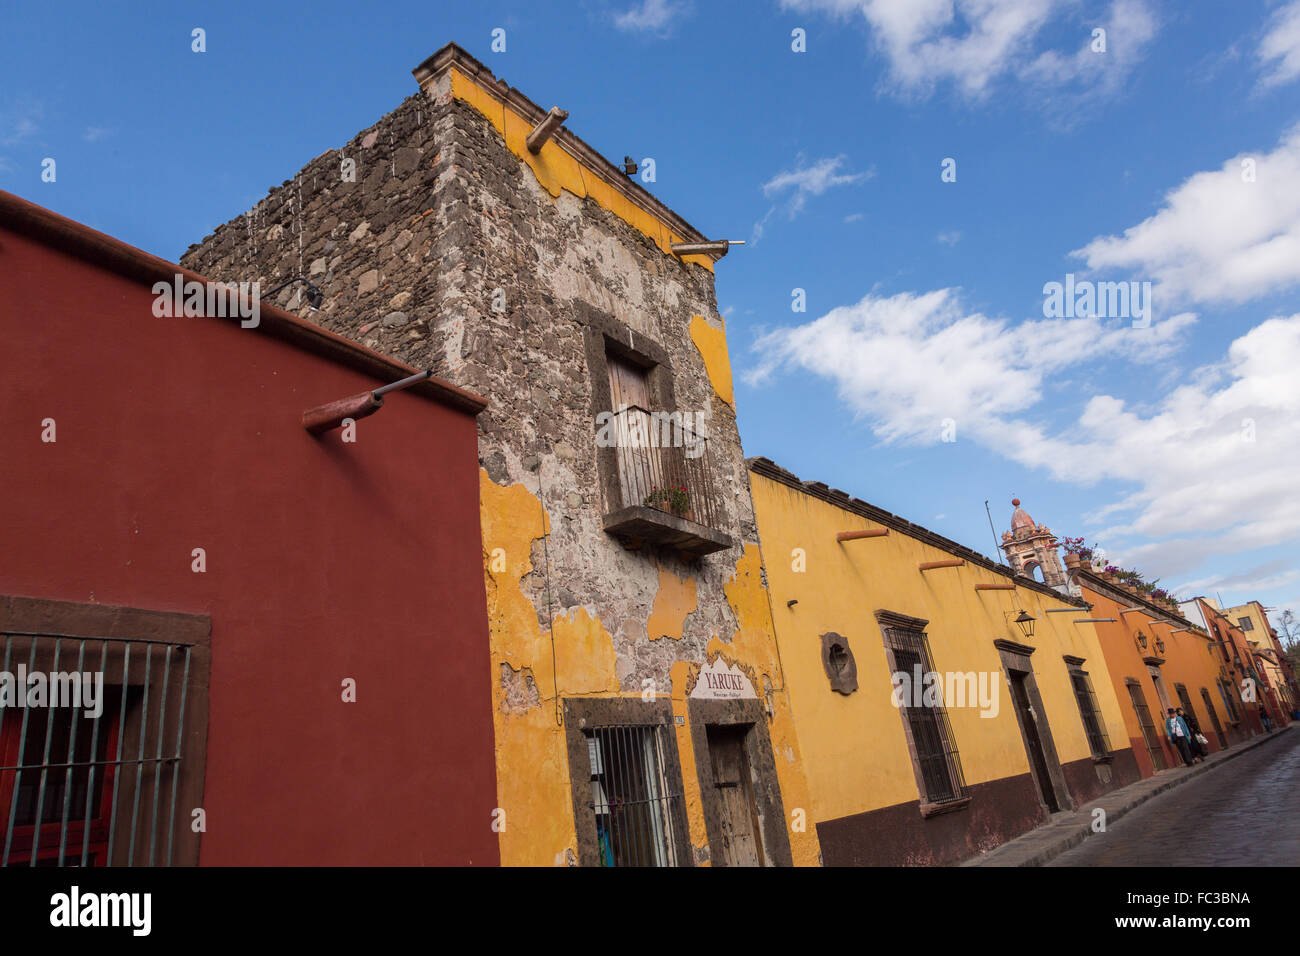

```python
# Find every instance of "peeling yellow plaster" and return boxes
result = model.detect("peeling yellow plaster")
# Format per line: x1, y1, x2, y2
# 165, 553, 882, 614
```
670, 660, 708, 857
716, 543, 821, 866
449, 67, 714, 272
647, 565, 698, 641
480, 470, 620, 866
689, 315, 735, 409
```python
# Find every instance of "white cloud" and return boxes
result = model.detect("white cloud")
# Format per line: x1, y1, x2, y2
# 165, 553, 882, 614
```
1259, 0, 1300, 87
779, 0, 1156, 101
1073, 124, 1300, 307
937, 230, 961, 245
613, 0, 688, 33
762, 154, 873, 213
1019, 0, 1158, 103
747, 287, 1194, 443
748, 289, 1300, 580
82, 125, 111, 143
752, 155, 872, 243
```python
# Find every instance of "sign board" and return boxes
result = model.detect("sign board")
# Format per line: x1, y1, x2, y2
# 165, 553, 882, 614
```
689, 657, 756, 701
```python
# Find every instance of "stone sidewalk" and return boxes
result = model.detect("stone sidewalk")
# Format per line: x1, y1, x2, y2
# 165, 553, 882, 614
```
963, 724, 1295, 867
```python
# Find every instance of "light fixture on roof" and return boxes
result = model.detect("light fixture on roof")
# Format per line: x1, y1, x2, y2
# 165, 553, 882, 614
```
265, 276, 324, 312
620, 156, 638, 176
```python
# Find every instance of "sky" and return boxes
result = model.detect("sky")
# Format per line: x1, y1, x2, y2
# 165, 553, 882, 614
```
3, 0, 1299, 622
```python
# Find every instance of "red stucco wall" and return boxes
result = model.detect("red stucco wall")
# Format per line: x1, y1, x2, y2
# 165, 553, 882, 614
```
0, 222, 498, 865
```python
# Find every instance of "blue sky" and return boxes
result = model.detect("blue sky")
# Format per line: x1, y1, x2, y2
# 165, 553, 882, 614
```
4, 0, 1299, 622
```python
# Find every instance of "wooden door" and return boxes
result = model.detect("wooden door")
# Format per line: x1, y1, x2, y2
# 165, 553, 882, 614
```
706, 725, 763, 867
1008, 671, 1059, 813
1127, 681, 1168, 770
606, 355, 652, 510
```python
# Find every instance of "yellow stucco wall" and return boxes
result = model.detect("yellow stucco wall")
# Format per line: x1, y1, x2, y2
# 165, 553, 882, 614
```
447, 67, 715, 272
749, 472, 1130, 829
481, 470, 817, 866
689, 315, 735, 408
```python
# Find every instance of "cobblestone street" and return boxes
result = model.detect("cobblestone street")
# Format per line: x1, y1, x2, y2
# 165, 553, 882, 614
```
1048, 730, 1300, 866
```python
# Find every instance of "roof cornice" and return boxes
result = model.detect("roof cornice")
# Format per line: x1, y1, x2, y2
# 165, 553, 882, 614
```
411, 42, 722, 264
747, 456, 1089, 608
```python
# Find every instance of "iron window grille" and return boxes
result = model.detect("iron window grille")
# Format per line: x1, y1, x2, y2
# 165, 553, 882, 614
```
881, 626, 969, 806
584, 724, 685, 867
1199, 688, 1228, 748
1, 632, 196, 867
1066, 665, 1111, 758
1238, 617, 1254, 632
1124, 679, 1167, 772
1217, 679, 1240, 722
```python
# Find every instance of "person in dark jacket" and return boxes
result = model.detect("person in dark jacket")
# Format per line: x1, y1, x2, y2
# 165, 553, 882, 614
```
1166, 708, 1196, 766
1177, 707, 1207, 760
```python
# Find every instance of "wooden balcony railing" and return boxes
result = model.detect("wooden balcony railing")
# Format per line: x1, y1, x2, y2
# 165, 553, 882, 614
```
599, 406, 731, 556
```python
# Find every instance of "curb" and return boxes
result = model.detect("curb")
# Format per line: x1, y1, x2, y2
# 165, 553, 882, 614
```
963, 724, 1295, 867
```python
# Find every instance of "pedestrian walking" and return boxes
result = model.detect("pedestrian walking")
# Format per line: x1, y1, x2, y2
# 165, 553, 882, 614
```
1166, 707, 1195, 767
1176, 707, 1207, 760
1261, 708, 1273, 733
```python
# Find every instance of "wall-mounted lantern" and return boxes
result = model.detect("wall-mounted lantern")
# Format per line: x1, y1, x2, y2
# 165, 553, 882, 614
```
1155, 637, 1166, 655
1135, 631, 1148, 651
1013, 610, 1036, 640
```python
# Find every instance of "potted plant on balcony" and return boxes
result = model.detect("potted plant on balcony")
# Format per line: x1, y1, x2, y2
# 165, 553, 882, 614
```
645, 485, 691, 520
1061, 537, 1095, 570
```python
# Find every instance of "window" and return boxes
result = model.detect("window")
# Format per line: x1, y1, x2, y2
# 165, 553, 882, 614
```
585, 724, 683, 867
879, 616, 968, 807
1125, 679, 1168, 771
1065, 661, 1111, 759
1217, 679, 1240, 722
0, 597, 209, 868
1199, 688, 1227, 748
1238, 617, 1254, 632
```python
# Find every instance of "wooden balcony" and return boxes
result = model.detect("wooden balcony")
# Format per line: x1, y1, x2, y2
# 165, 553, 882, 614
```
599, 406, 733, 556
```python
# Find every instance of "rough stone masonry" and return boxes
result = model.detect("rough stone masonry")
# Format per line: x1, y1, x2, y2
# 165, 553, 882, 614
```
180, 47, 765, 707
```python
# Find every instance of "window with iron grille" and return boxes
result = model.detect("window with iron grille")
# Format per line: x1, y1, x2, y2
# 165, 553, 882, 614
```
1217, 679, 1240, 722
1238, 617, 1254, 632
584, 723, 685, 867
1125, 679, 1167, 771
0, 625, 206, 868
1199, 688, 1228, 748
879, 620, 968, 807
1065, 662, 1111, 758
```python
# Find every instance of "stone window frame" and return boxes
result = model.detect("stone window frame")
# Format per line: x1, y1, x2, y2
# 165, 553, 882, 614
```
686, 696, 794, 867
0, 594, 210, 867
561, 697, 692, 868
994, 638, 1075, 814
1062, 654, 1113, 763
875, 609, 972, 818
577, 302, 680, 519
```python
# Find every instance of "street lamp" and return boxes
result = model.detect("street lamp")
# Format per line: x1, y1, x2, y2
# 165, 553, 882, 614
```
1014, 610, 1036, 640
264, 276, 324, 311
